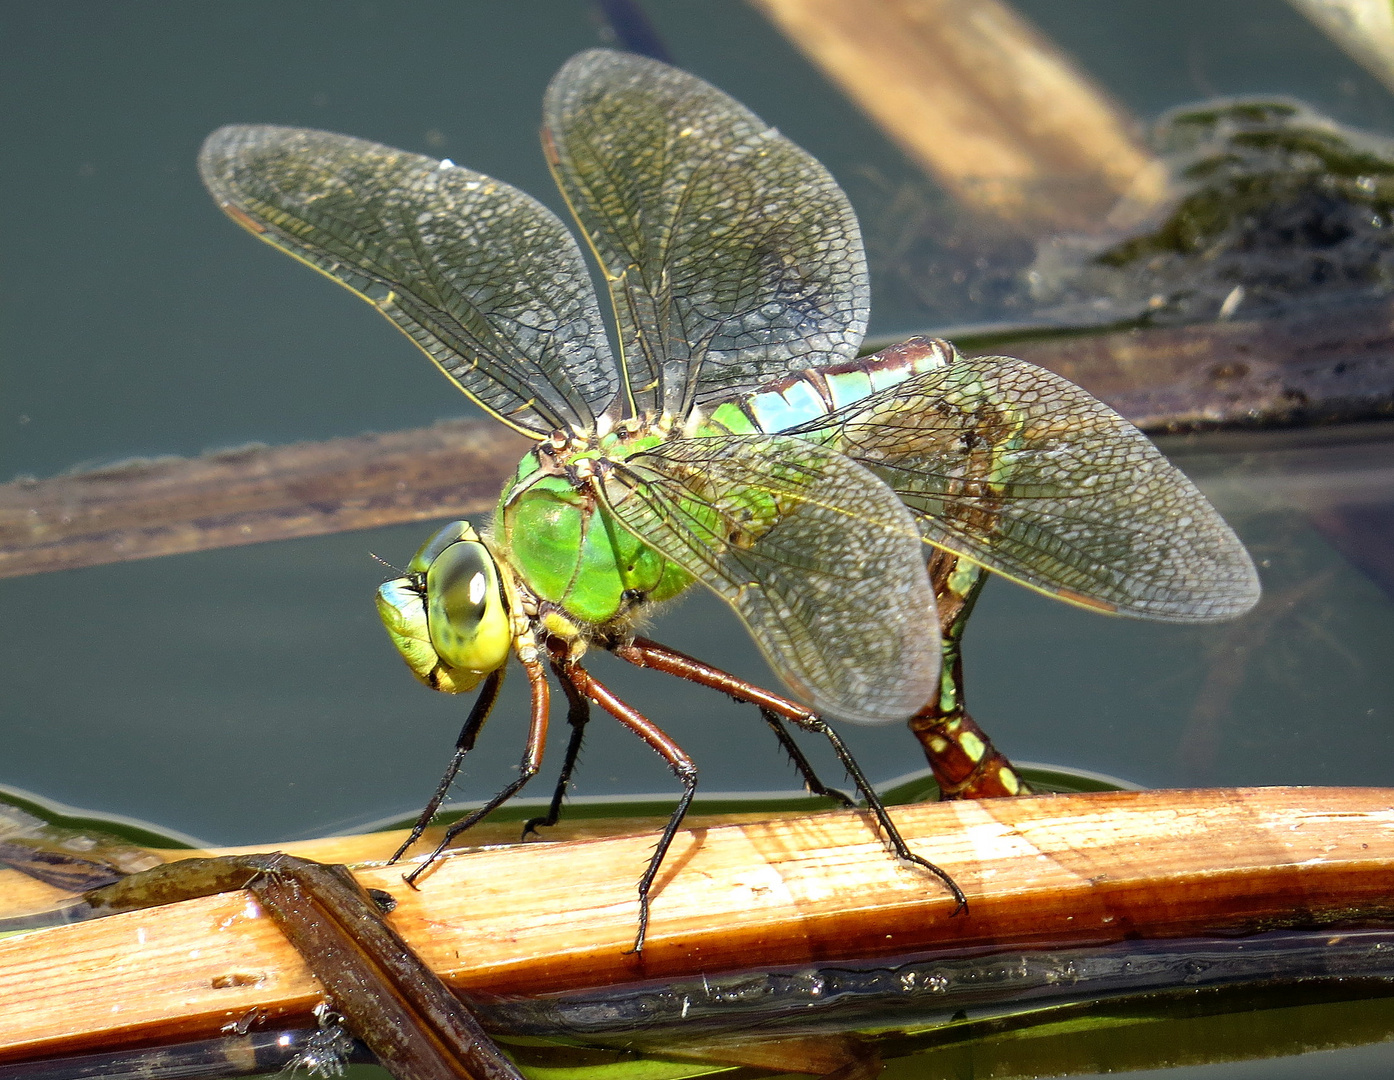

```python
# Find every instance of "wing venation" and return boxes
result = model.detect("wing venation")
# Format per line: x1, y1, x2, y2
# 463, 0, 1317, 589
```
544, 50, 868, 422
788, 356, 1261, 622
601, 435, 940, 723
200, 125, 618, 435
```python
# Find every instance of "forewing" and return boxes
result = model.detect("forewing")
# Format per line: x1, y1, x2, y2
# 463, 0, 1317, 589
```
792, 357, 1261, 621
601, 435, 940, 724
199, 125, 618, 436
543, 50, 868, 422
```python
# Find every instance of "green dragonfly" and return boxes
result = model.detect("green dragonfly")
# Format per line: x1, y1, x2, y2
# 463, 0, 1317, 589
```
199, 49, 1259, 951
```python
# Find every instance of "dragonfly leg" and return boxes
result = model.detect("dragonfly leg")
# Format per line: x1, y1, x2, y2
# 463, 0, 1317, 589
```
759, 710, 857, 808
389, 667, 504, 864
615, 637, 967, 913
555, 657, 697, 954
521, 658, 592, 840
765, 706, 966, 912
402, 656, 550, 886
911, 553, 1030, 800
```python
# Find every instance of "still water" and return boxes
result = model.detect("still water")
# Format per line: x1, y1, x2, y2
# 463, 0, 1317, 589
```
3, 2, 1394, 1076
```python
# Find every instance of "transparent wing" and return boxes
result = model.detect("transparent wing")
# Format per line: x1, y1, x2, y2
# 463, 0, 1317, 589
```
601, 435, 939, 724
789, 356, 1261, 622
199, 125, 618, 436
543, 49, 868, 423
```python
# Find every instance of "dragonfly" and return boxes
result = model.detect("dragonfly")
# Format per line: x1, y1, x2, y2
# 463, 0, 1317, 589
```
198, 49, 1260, 952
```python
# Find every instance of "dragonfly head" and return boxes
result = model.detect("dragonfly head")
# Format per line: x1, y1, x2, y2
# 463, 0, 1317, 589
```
375, 521, 512, 694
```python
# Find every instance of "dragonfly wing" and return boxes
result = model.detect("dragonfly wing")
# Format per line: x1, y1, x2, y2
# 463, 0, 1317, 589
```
543, 50, 868, 422
791, 357, 1261, 622
601, 435, 939, 724
199, 125, 618, 436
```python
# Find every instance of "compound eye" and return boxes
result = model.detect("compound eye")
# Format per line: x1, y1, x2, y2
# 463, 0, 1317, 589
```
424, 538, 511, 676
407, 520, 477, 575
430, 542, 492, 631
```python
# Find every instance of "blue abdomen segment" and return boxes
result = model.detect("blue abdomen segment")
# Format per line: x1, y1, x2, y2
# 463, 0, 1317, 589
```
706, 337, 957, 435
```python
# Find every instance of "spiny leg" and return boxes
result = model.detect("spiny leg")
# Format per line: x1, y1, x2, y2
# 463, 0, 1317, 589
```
909, 551, 1029, 800
522, 657, 592, 839
759, 710, 857, 808
389, 667, 504, 864
557, 658, 697, 954
402, 655, 551, 886
615, 637, 966, 913
763, 705, 965, 910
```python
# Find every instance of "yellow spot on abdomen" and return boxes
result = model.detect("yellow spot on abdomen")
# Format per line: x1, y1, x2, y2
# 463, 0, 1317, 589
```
958, 731, 986, 763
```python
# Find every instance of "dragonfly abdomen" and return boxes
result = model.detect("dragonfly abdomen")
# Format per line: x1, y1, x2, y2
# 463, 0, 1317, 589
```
705, 337, 957, 436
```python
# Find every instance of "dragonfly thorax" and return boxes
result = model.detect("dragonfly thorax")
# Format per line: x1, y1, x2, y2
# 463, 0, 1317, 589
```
493, 428, 695, 636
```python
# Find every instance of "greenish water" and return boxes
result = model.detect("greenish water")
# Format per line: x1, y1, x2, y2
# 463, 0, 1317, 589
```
4, 3, 1394, 1077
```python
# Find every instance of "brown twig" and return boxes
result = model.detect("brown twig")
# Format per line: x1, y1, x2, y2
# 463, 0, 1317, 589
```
0, 418, 530, 579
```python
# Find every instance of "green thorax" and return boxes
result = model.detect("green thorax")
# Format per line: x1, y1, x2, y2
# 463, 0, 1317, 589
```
494, 339, 962, 631
494, 426, 695, 629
